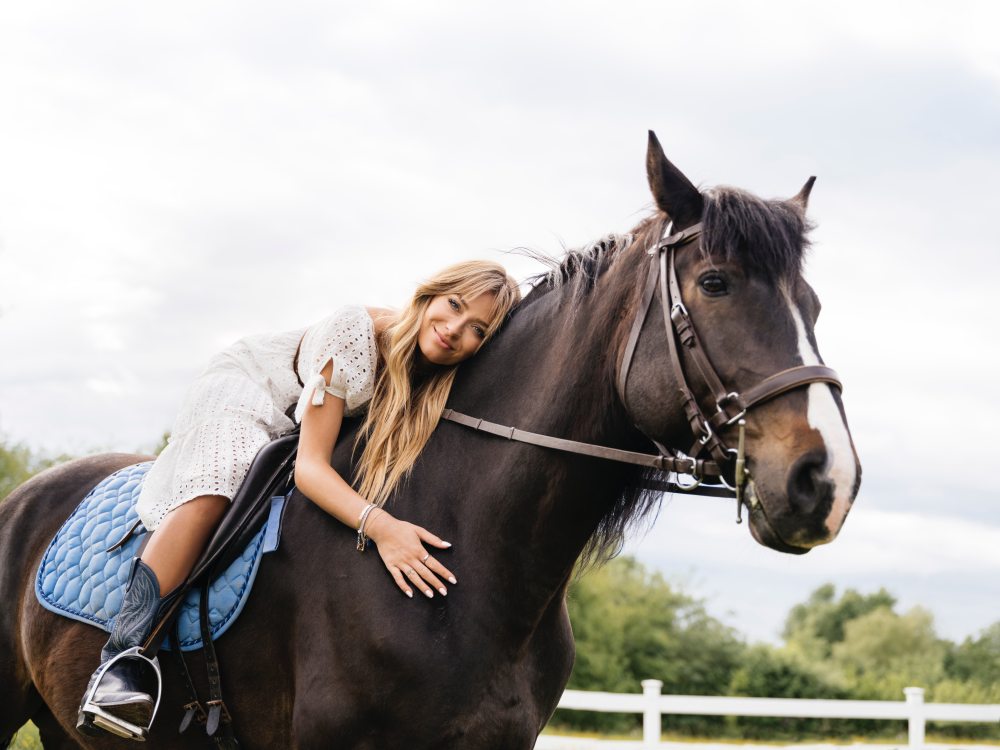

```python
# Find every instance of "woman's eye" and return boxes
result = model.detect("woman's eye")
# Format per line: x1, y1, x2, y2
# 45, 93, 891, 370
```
473, 325, 486, 339
449, 298, 460, 311
699, 274, 728, 296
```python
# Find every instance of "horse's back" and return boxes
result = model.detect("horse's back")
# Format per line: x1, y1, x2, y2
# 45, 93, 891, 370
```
0, 452, 149, 570
0, 452, 147, 742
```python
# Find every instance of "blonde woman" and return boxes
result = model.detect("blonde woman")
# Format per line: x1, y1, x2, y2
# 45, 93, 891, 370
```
78, 260, 521, 739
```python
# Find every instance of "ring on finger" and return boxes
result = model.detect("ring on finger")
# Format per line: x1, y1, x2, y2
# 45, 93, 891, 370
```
422, 553, 429, 562
405, 567, 415, 576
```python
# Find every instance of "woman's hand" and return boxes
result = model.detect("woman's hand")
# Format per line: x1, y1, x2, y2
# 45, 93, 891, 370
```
365, 510, 456, 599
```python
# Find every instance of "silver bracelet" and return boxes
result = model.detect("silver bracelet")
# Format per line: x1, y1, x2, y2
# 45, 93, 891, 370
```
356, 503, 377, 552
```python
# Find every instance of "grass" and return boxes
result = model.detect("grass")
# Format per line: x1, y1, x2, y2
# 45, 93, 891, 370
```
8, 723, 41, 750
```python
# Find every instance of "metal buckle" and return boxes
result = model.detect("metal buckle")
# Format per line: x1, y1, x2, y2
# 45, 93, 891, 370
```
671, 460, 703, 492
698, 420, 713, 445
717, 392, 747, 426
670, 301, 688, 320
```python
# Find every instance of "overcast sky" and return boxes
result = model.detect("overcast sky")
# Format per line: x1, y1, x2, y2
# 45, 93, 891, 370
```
2, 1, 998, 650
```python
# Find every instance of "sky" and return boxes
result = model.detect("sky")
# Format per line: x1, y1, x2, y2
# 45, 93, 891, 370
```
1, 1, 998, 652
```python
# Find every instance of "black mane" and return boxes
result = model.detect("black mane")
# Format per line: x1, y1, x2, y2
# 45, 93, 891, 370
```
519, 232, 635, 308
521, 187, 811, 303
701, 186, 813, 280
508, 187, 811, 566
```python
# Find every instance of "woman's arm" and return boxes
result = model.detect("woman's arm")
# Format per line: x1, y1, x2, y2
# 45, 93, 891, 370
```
294, 359, 457, 599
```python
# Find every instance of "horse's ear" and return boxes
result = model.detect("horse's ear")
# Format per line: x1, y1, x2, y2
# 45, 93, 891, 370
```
646, 130, 703, 227
790, 176, 817, 211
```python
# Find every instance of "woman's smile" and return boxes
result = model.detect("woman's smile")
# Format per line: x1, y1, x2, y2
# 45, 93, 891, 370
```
433, 327, 453, 350
418, 292, 496, 366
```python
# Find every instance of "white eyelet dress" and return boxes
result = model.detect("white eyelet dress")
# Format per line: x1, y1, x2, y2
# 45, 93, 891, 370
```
135, 305, 378, 531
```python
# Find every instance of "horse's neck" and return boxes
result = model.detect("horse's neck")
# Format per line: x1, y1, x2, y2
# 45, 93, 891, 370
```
438, 286, 643, 628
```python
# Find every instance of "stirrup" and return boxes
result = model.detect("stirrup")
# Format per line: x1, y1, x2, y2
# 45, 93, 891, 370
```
77, 647, 163, 741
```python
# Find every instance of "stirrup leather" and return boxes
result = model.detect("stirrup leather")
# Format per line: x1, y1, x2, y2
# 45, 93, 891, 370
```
78, 647, 163, 741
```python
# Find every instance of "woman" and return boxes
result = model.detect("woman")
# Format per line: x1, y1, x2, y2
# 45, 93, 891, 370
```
78, 260, 521, 738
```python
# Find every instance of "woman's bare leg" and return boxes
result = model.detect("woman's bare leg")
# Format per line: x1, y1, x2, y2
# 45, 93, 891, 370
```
139, 494, 229, 593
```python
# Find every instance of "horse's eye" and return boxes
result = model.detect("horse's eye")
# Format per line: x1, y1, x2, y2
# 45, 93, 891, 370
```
699, 273, 728, 296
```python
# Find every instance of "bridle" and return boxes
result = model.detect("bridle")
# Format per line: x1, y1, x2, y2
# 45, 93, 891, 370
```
441, 221, 842, 521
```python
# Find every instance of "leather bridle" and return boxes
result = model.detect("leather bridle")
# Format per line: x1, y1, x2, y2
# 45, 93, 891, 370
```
442, 221, 842, 520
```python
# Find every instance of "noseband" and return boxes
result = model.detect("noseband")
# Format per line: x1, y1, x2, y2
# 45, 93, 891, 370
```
615, 221, 841, 518
441, 222, 842, 520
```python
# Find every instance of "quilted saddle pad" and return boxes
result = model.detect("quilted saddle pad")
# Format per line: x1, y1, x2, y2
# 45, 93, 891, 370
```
35, 461, 287, 652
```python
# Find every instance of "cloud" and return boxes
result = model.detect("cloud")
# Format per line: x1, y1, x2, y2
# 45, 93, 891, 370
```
1, 0, 998, 640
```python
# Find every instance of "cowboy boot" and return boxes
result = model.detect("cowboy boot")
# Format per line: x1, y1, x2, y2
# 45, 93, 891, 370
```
77, 558, 179, 740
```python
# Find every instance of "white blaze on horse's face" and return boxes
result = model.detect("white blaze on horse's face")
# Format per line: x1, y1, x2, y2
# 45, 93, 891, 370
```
784, 288, 857, 535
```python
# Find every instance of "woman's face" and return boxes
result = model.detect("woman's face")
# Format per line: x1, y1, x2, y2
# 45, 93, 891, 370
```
417, 291, 497, 366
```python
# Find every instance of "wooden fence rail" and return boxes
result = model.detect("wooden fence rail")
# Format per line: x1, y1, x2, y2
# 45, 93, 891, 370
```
539, 681, 1000, 749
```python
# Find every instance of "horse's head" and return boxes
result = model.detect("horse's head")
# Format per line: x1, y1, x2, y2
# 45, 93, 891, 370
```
621, 131, 861, 553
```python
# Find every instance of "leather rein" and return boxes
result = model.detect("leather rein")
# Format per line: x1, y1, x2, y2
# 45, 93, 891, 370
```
441, 222, 842, 520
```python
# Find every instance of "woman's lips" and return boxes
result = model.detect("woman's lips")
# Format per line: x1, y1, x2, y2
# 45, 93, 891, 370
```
434, 328, 453, 350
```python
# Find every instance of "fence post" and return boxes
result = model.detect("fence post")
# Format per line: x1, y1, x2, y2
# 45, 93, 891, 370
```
904, 686, 925, 750
641, 679, 662, 748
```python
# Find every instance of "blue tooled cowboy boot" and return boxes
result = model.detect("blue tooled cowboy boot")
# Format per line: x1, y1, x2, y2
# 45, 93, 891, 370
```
77, 558, 179, 740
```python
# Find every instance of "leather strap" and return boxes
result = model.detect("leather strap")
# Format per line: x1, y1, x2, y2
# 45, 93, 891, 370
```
200, 580, 237, 747
440, 408, 723, 478
104, 518, 144, 554
440, 219, 844, 500
616, 254, 660, 407
171, 618, 207, 734
741, 365, 841, 409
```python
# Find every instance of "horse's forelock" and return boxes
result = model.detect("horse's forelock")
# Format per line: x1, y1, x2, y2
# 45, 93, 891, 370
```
503, 193, 811, 567
701, 187, 813, 282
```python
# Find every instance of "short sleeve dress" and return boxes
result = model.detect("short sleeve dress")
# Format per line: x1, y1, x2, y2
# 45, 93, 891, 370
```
135, 305, 379, 531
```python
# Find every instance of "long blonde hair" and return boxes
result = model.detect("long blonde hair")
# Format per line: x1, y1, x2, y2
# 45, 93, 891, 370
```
355, 260, 521, 507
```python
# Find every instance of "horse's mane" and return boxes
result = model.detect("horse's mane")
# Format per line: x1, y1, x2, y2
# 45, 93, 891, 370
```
522, 187, 812, 301
512, 186, 812, 567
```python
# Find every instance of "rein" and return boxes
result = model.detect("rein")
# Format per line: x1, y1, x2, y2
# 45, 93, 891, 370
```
441, 222, 842, 519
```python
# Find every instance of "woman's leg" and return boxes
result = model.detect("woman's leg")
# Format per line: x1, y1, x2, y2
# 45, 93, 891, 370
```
77, 494, 230, 738
140, 494, 229, 593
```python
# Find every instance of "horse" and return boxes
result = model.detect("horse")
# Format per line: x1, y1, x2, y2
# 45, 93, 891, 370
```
0, 132, 861, 749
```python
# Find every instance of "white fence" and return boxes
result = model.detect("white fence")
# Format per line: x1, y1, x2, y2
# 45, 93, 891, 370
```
537, 681, 1000, 749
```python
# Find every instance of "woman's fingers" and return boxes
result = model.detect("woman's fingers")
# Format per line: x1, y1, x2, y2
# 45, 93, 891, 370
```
415, 526, 452, 549
413, 560, 447, 597
423, 554, 457, 586
378, 522, 457, 599
403, 565, 435, 598
389, 566, 413, 598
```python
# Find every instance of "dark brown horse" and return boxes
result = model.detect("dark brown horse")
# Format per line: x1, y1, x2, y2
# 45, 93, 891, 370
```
1, 133, 860, 749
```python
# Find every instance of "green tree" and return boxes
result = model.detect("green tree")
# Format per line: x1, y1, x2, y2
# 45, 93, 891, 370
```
728, 644, 847, 739
557, 556, 744, 735
0, 436, 35, 501
945, 621, 1000, 686
783, 583, 896, 660
831, 606, 947, 700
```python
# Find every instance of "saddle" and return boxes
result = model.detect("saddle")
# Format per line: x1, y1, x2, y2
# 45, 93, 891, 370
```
150, 427, 300, 743
45, 426, 300, 745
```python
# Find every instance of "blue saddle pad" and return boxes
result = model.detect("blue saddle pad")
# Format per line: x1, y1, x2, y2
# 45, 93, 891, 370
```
35, 461, 287, 652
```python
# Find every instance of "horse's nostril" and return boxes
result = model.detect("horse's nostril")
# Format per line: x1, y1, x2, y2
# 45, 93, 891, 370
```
787, 450, 833, 516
